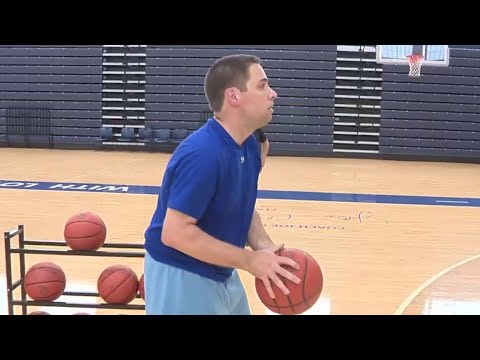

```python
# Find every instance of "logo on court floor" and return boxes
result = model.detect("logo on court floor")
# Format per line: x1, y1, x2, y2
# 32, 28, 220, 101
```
256, 206, 389, 231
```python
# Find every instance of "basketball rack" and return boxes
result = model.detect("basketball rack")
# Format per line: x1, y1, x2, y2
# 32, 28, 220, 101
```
4, 225, 146, 315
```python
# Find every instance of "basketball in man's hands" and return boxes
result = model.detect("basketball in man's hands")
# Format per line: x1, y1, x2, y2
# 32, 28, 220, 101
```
255, 248, 323, 314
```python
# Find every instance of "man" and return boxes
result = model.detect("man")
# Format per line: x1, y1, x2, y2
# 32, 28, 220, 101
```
143, 54, 300, 315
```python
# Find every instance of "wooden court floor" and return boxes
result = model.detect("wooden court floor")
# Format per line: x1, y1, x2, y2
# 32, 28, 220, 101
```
1, 147, 480, 315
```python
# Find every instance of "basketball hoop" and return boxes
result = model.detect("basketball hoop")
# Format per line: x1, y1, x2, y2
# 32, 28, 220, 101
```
407, 54, 424, 77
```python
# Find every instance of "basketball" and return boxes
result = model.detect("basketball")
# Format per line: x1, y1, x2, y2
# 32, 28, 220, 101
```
29, 311, 50, 315
25, 262, 66, 302
64, 212, 106, 251
138, 273, 145, 300
97, 265, 138, 304
255, 248, 323, 315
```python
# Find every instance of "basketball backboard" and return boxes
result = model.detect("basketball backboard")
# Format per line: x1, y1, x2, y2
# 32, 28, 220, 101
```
376, 45, 450, 66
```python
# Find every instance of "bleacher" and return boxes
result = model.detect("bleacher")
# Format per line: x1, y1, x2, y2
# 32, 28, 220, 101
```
0, 45, 102, 149
142, 45, 337, 156
1, 45, 480, 163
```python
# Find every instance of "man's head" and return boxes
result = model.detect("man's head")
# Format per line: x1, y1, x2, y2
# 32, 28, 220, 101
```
204, 54, 277, 129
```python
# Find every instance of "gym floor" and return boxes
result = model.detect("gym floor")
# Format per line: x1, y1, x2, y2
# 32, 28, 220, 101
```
1, 147, 480, 315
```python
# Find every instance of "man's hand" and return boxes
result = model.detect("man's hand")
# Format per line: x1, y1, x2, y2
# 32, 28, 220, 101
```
245, 243, 301, 299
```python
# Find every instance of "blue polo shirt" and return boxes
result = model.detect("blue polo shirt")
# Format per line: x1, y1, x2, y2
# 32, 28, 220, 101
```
144, 118, 262, 282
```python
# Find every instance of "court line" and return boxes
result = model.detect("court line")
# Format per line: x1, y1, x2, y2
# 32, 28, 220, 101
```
2, 179, 480, 208
394, 253, 480, 315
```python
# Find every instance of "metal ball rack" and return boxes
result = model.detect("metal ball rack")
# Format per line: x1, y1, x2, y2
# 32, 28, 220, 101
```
4, 224, 145, 315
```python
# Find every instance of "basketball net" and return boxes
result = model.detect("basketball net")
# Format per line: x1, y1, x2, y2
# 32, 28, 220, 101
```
407, 54, 424, 77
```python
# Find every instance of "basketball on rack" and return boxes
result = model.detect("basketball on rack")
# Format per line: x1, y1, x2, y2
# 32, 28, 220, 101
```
64, 212, 107, 251
97, 264, 139, 304
25, 262, 66, 302
138, 273, 145, 300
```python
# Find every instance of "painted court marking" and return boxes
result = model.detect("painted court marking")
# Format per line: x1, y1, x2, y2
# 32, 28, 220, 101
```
394, 253, 480, 315
1, 180, 480, 207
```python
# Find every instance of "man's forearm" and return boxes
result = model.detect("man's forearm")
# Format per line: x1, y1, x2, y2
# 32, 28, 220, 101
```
162, 212, 253, 270
247, 209, 275, 251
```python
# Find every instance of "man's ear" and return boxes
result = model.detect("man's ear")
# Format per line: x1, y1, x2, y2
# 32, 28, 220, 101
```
225, 88, 241, 107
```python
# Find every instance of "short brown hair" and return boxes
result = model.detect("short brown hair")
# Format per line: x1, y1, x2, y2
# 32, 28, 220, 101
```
204, 54, 261, 113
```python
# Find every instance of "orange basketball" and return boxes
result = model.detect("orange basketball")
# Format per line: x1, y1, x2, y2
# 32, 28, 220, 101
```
138, 273, 145, 300
64, 212, 106, 251
255, 248, 323, 315
25, 262, 66, 302
29, 311, 50, 315
97, 265, 138, 304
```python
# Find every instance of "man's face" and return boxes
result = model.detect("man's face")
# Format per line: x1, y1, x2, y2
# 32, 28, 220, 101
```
239, 64, 278, 128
